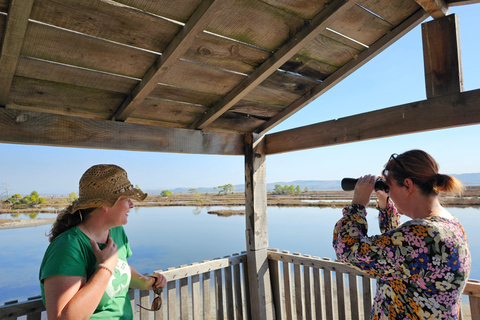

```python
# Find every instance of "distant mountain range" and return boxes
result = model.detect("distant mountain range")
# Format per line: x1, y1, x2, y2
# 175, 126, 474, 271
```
144, 172, 480, 194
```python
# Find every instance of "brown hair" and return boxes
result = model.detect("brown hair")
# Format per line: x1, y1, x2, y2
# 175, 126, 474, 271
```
48, 208, 96, 242
382, 149, 464, 196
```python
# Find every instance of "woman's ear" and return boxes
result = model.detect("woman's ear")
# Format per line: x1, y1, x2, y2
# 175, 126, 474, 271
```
403, 178, 413, 193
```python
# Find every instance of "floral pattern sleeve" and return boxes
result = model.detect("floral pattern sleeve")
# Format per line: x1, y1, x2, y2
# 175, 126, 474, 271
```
332, 204, 471, 319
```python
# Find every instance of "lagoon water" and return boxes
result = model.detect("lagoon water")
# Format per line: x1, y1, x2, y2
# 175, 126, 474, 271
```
1, 205, 479, 304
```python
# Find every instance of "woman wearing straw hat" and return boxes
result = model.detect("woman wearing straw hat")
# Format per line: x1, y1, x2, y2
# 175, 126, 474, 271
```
39, 164, 166, 319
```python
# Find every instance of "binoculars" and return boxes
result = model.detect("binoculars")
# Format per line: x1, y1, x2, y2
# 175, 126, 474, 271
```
341, 178, 389, 193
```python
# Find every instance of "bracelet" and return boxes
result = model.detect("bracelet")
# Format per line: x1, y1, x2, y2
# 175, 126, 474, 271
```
98, 263, 114, 276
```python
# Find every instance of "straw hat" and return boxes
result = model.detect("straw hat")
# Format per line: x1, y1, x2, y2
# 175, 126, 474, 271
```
67, 164, 147, 214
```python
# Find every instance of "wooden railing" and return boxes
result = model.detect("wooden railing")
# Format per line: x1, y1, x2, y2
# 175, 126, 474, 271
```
267, 249, 480, 320
1, 250, 479, 319
0, 252, 249, 320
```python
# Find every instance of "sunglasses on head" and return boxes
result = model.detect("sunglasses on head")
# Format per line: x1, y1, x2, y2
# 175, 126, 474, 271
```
389, 153, 408, 172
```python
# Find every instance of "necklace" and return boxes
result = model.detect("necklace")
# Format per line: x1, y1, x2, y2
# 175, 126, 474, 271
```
82, 223, 107, 244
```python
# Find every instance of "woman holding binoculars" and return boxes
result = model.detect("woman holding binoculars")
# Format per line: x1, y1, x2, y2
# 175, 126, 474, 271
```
333, 149, 470, 319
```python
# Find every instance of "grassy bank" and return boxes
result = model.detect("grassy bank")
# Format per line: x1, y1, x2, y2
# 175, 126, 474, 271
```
1, 187, 479, 214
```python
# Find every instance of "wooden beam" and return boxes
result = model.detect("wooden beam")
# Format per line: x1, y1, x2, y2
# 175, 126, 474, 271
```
0, 0, 34, 107
111, 0, 220, 121
255, 8, 430, 135
244, 133, 275, 320
414, 0, 449, 18
265, 88, 480, 155
447, 0, 480, 6
422, 14, 463, 98
189, 0, 357, 130
0, 108, 244, 155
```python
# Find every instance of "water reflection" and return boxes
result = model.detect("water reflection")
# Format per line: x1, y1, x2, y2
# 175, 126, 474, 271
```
0, 205, 479, 305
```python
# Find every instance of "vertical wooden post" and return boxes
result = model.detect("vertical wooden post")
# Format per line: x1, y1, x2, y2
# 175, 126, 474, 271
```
422, 14, 463, 99
244, 133, 275, 320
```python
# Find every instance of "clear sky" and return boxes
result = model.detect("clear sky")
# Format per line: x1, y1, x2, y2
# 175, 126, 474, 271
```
1, 4, 479, 196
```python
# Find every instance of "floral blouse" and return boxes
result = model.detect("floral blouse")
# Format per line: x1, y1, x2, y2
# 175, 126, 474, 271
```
333, 204, 471, 320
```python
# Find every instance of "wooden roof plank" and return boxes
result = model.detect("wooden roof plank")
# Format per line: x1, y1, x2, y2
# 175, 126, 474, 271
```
8, 77, 125, 115
112, 0, 221, 121
358, 0, 421, 26
260, 0, 330, 20
182, 31, 270, 75
205, 0, 306, 51
280, 53, 339, 81
114, 0, 204, 23
21, 21, 158, 79
414, 0, 449, 18
149, 84, 222, 107
255, 8, 430, 135
29, 0, 182, 53
152, 60, 245, 96
0, 108, 244, 155
15, 57, 139, 94
0, 0, 34, 106
327, 4, 394, 47
132, 99, 208, 124
190, 0, 357, 130
265, 88, 480, 154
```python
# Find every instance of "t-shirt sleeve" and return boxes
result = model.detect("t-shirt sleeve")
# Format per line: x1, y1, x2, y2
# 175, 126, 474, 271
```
40, 234, 91, 282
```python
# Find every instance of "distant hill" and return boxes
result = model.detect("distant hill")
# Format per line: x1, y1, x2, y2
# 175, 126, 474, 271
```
451, 173, 480, 186
145, 172, 480, 194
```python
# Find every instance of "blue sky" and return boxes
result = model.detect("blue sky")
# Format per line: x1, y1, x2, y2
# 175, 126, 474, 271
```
1, 4, 479, 196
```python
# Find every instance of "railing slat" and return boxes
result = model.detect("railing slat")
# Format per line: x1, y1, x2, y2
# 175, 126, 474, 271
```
233, 262, 244, 320
139, 289, 150, 320
312, 267, 323, 320
242, 254, 251, 320
336, 271, 346, 320
180, 277, 189, 320
282, 258, 294, 320
304, 264, 312, 320
268, 251, 283, 320
323, 265, 334, 320
215, 268, 223, 319
167, 279, 177, 319
294, 255, 303, 320
362, 275, 373, 320
203, 270, 211, 320
224, 263, 234, 320
191, 274, 200, 320
348, 273, 360, 320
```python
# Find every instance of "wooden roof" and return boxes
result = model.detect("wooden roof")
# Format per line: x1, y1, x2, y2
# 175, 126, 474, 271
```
0, 0, 479, 155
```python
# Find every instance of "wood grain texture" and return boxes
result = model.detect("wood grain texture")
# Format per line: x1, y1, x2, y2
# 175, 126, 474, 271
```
15, 57, 139, 94
415, 0, 449, 18
183, 31, 271, 75
112, 0, 221, 121
0, 108, 244, 155
256, 8, 429, 134
190, 0, 356, 130
422, 14, 463, 98
0, 0, 34, 106
205, 0, 306, 51
265, 88, 480, 155
8, 77, 125, 115
21, 21, 158, 79
29, 0, 181, 53
113, 0, 203, 23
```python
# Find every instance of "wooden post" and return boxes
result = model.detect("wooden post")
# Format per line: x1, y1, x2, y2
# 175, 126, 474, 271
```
422, 14, 463, 99
244, 133, 275, 320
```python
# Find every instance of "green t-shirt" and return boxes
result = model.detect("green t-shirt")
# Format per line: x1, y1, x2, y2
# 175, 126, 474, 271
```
39, 226, 133, 319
